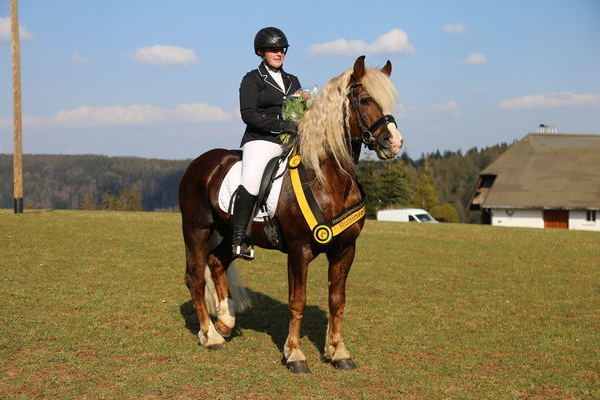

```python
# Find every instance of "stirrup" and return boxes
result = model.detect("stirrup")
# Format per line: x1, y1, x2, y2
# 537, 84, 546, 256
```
232, 243, 255, 261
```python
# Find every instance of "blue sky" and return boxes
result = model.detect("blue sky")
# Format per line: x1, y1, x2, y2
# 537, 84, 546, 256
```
1, 0, 599, 159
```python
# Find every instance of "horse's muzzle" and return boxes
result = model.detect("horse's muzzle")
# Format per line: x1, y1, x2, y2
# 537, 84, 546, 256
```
374, 124, 403, 159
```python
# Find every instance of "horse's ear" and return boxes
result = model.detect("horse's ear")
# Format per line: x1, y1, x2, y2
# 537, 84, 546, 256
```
352, 55, 366, 80
381, 60, 392, 77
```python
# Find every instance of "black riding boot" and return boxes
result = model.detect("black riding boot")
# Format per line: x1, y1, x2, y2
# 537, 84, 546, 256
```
231, 185, 257, 260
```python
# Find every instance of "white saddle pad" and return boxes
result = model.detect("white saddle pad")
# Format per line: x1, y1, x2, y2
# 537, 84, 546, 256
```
218, 158, 288, 221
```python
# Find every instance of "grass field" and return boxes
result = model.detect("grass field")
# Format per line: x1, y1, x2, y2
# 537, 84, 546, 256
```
0, 209, 598, 399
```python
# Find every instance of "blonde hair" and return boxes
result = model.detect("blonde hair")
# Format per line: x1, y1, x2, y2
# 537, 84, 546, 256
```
298, 67, 397, 184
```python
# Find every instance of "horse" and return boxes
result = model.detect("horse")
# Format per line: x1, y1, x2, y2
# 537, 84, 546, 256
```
179, 56, 403, 374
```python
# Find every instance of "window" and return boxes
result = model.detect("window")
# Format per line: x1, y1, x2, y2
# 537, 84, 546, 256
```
586, 210, 597, 222
416, 213, 435, 222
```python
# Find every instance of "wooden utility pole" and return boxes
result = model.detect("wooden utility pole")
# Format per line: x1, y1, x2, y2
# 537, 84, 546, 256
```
11, 0, 24, 213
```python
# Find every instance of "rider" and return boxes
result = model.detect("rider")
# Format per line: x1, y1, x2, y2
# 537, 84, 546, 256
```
232, 27, 302, 260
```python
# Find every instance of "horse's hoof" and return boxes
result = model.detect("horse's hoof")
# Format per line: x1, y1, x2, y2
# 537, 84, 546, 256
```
215, 321, 232, 338
286, 360, 311, 374
206, 342, 227, 351
332, 358, 357, 371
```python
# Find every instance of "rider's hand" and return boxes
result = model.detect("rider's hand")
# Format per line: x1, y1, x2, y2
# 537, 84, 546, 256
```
279, 119, 298, 135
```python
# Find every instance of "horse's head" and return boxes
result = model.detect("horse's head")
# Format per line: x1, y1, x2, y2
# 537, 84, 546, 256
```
348, 56, 403, 159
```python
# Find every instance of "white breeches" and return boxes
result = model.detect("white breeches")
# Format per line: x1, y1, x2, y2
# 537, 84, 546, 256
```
241, 140, 283, 196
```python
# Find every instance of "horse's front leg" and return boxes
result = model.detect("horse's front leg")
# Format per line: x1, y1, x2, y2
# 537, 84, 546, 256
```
284, 247, 313, 374
325, 242, 358, 370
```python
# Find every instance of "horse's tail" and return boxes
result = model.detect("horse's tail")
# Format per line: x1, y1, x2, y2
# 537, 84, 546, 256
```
203, 262, 251, 316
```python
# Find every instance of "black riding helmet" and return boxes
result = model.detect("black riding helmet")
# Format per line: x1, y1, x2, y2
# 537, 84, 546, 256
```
254, 27, 289, 55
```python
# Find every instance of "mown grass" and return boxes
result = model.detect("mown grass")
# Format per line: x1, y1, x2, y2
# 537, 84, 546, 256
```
0, 209, 598, 399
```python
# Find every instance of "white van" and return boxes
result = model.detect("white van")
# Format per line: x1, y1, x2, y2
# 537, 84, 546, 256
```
376, 208, 438, 223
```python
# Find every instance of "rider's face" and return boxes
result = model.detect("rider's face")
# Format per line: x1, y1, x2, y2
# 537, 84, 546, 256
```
261, 47, 286, 69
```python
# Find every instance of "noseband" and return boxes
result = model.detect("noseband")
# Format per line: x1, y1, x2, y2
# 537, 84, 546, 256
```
348, 82, 397, 149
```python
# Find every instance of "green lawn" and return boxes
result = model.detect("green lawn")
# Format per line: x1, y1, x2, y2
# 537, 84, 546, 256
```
0, 209, 598, 399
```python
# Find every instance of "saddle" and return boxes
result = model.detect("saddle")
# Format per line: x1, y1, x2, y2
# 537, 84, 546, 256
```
227, 150, 292, 251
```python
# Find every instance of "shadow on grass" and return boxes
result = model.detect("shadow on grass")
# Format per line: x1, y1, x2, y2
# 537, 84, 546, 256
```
180, 288, 328, 355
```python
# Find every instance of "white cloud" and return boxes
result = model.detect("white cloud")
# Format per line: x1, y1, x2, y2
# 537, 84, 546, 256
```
133, 45, 198, 66
0, 16, 33, 42
20, 103, 233, 128
307, 28, 415, 57
498, 92, 600, 109
443, 24, 468, 34
72, 53, 90, 64
397, 101, 460, 119
463, 53, 488, 64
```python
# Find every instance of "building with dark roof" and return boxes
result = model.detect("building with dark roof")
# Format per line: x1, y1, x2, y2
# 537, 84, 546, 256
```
470, 133, 600, 231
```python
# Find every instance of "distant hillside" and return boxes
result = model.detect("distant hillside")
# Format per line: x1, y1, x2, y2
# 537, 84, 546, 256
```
0, 154, 190, 211
0, 143, 510, 219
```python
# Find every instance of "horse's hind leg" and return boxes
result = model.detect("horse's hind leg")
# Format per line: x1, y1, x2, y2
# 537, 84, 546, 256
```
324, 243, 358, 370
183, 225, 226, 350
205, 240, 236, 338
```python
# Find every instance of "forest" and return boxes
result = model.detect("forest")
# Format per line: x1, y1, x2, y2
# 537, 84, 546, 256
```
0, 142, 509, 222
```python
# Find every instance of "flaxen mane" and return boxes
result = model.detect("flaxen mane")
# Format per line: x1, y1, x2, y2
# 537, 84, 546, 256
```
298, 67, 397, 184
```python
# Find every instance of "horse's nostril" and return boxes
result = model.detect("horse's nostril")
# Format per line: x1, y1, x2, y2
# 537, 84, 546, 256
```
381, 134, 392, 146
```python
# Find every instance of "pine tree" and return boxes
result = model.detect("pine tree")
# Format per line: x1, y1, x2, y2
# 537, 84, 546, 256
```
80, 194, 98, 210
118, 186, 143, 211
357, 160, 381, 218
102, 190, 119, 210
377, 160, 413, 209
411, 161, 439, 211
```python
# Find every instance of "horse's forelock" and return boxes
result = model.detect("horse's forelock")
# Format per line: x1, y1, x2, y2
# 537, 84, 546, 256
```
361, 68, 397, 114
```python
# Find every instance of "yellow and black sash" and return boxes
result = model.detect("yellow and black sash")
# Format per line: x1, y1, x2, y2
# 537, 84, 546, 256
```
288, 154, 366, 244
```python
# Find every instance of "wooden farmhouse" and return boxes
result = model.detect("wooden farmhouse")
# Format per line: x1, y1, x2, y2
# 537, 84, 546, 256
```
470, 133, 600, 231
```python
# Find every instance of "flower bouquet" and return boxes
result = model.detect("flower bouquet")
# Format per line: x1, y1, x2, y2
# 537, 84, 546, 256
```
279, 87, 318, 144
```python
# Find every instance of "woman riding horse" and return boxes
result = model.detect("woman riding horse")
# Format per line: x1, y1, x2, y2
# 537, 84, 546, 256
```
179, 55, 403, 374
234, 27, 301, 260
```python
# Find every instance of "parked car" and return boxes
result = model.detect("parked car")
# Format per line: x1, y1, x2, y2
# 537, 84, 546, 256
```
376, 208, 438, 223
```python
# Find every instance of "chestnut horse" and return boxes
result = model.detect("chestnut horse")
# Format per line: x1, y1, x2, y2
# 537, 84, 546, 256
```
179, 56, 403, 374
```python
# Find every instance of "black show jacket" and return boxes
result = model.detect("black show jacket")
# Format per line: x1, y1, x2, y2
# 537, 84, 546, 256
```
239, 62, 301, 146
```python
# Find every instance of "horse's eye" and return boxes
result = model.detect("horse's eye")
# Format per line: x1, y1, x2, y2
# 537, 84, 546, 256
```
360, 97, 371, 106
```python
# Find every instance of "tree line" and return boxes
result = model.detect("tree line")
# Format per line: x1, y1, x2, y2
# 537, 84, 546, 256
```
358, 143, 510, 222
0, 154, 188, 211
0, 143, 509, 221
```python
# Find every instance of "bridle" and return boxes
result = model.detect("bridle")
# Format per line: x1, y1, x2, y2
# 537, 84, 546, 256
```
348, 82, 397, 149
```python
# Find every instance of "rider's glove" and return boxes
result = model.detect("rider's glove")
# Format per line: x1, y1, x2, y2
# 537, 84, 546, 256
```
278, 119, 298, 135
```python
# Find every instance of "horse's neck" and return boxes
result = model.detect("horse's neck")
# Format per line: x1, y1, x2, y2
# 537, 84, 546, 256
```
314, 158, 361, 208
322, 140, 363, 192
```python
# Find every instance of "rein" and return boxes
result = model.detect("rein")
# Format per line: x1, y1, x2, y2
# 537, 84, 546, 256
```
348, 82, 397, 148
